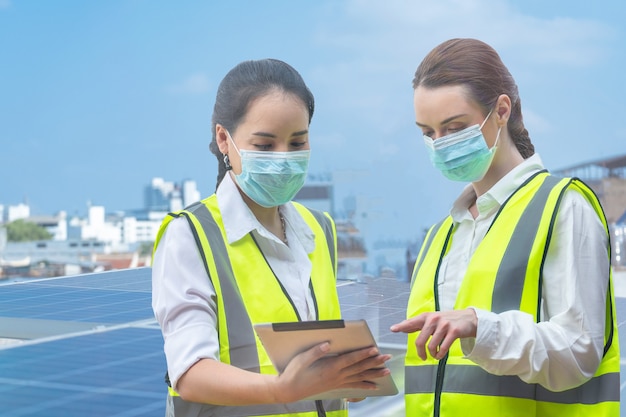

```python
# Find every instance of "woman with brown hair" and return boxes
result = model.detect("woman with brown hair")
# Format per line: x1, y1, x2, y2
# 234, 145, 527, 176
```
391, 38, 619, 416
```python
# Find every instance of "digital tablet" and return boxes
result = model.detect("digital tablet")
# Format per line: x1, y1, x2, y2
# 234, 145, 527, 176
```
254, 319, 398, 400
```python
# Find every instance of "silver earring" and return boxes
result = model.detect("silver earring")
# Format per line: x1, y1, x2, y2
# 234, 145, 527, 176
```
223, 154, 232, 171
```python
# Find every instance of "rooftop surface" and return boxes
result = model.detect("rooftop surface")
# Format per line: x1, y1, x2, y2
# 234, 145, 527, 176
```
0, 267, 624, 416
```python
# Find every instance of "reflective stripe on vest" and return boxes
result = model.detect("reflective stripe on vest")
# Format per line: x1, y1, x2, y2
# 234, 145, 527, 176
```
187, 200, 260, 372
410, 174, 561, 313
406, 365, 619, 404
156, 197, 346, 417
490, 174, 560, 313
168, 395, 336, 417
405, 172, 620, 416
306, 208, 336, 270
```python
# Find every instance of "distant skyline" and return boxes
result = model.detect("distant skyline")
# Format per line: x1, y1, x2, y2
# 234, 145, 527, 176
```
2, 0, 625, 245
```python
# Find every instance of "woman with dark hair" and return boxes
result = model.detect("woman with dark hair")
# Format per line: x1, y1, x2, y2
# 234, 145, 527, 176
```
152, 59, 390, 417
391, 39, 619, 416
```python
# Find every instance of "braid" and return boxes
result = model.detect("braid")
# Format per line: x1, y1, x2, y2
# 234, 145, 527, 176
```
508, 98, 535, 159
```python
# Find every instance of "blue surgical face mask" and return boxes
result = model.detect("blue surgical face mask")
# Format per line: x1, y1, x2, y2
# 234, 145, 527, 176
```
422, 109, 501, 182
227, 131, 310, 207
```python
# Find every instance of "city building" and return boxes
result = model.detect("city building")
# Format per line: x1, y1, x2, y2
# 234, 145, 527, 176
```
0, 178, 201, 279
4, 203, 30, 223
294, 173, 334, 214
145, 177, 200, 212
2, 175, 377, 280
294, 175, 370, 281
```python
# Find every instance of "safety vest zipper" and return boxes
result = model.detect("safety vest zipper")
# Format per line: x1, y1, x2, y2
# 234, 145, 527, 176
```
316, 399, 327, 417
431, 223, 451, 417
433, 354, 448, 417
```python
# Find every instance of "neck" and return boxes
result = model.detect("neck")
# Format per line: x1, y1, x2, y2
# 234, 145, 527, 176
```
472, 139, 524, 197
239, 190, 286, 243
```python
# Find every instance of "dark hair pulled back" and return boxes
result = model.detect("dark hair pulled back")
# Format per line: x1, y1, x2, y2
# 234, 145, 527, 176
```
413, 38, 534, 158
209, 59, 315, 189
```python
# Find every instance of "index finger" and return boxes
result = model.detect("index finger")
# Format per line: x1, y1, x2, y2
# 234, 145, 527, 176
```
390, 316, 426, 333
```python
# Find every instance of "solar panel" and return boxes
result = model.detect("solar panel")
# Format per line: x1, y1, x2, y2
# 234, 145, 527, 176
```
1, 268, 625, 417
0, 268, 166, 417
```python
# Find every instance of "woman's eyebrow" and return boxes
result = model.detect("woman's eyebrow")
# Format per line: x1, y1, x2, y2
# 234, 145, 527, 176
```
415, 114, 468, 128
441, 114, 468, 125
291, 130, 309, 137
251, 129, 309, 138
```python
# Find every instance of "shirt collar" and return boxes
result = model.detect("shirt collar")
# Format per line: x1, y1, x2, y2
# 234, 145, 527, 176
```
450, 153, 545, 221
216, 173, 316, 253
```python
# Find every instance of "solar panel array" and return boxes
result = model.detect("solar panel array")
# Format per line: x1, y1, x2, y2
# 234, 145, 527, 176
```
1, 268, 625, 416
0, 268, 166, 417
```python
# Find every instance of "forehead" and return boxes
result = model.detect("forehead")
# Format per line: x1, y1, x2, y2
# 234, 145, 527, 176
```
239, 91, 309, 130
413, 84, 480, 124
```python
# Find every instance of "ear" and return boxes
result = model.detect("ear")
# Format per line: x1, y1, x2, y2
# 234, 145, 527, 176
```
215, 124, 230, 155
495, 94, 512, 126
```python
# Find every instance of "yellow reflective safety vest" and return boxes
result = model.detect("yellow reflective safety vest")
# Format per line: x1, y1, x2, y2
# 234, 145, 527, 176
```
154, 195, 347, 417
405, 172, 620, 417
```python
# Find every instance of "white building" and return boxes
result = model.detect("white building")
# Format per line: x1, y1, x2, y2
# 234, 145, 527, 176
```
6, 203, 30, 223
0, 238, 110, 268
182, 180, 201, 208
125, 215, 164, 244
145, 177, 201, 212
62, 176, 202, 247
0, 226, 6, 252
70, 205, 121, 244
28, 211, 68, 241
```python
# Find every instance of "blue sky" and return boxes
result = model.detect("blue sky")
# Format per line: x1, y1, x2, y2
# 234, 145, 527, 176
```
1, 0, 625, 245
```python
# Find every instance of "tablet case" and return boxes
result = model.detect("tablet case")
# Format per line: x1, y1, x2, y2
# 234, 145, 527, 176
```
254, 319, 399, 400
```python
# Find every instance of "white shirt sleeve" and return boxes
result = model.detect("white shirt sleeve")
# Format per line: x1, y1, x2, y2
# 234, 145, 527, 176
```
151, 217, 220, 391
462, 189, 609, 391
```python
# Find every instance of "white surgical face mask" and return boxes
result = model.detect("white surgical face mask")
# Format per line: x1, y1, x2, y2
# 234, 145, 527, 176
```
227, 131, 310, 207
423, 109, 501, 182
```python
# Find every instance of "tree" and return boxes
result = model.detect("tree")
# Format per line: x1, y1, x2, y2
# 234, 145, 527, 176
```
6, 219, 53, 242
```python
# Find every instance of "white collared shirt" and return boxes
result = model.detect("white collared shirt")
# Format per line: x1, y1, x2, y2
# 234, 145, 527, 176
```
441, 154, 609, 391
152, 174, 317, 390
